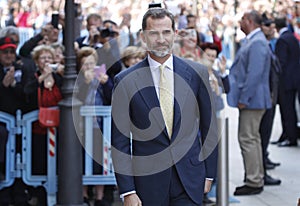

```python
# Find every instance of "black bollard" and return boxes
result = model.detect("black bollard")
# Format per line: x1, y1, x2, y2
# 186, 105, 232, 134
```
56, 0, 84, 205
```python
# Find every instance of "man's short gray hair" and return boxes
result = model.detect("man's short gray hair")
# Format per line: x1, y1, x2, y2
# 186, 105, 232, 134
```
0, 26, 19, 38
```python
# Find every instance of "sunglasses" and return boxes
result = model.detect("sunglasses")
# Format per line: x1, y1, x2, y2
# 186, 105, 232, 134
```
0, 49, 16, 54
264, 23, 271, 27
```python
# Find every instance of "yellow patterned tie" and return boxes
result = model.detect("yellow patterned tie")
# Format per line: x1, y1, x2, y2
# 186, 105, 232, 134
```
159, 64, 174, 138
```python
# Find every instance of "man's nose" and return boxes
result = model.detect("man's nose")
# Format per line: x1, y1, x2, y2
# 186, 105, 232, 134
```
157, 33, 165, 42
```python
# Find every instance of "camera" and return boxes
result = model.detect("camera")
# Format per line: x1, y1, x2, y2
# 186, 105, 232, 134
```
48, 64, 58, 71
97, 27, 118, 38
13, 62, 23, 70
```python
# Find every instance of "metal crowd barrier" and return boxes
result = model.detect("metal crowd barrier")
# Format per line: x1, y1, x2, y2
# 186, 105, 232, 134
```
1, 107, 230, 205
80, 105, 116, 185
21, 110, 57, 205
0, 111, 18, 190
0, 106, 116, 205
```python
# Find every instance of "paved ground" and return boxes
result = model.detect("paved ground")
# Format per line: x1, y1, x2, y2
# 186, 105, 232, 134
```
225, 104, 300, 206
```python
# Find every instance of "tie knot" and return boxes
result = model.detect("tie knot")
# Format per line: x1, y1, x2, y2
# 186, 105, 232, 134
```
159, 64, 165, 71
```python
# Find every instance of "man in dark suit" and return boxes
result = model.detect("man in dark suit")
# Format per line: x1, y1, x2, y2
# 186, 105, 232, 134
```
111, 8, 218, 206
275, 16, 300, 147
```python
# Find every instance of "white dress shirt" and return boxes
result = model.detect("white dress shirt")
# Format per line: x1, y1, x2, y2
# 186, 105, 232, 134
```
82, 35, 103, 48
147, 54, 174, 101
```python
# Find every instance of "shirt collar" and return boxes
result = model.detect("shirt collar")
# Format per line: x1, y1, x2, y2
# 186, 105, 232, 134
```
82, 36, 103, 48
246, 28, 261, 40
279, 27, 289, 36
82, 36, 90, 45
147, 54, 174, 71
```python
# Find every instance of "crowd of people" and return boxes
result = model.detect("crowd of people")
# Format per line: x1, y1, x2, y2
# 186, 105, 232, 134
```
0, 0, 299, 206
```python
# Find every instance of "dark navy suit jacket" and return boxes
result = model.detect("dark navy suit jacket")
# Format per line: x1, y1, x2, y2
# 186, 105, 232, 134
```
111, 56, 218, 205
275, 30, 300, 91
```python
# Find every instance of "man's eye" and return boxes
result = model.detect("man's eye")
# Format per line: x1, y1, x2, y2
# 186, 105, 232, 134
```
163, 30, 171, 35
148, 31, 158, 35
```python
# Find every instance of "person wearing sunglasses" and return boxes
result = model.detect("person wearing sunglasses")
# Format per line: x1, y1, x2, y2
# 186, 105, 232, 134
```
259, 13, 282, 186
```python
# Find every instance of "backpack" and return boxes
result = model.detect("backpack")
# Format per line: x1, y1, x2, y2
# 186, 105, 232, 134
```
269, 50, 281, 106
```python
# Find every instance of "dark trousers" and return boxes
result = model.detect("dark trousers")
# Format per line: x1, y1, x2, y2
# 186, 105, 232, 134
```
0, 124, 8, 181
0, 179, 29, 205
278, 88, 298, 143
259, 105, 276, 172
32, 134, 47, 175
0, 124, 8, 163
0, 133, 30, 205
161, 166, 200, 206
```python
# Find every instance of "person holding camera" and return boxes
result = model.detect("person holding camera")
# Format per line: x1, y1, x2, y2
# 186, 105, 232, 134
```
75, 13, 103, 49
74, 13, 122, 82
23, 45, 63, 205
19, 23, 60, 58
24, 44, 63, 115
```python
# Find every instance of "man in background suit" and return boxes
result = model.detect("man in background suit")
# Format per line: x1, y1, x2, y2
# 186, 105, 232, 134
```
111, 8, 218, 206
259, 15, 281, 185
227, 10, 272, 195
275, 16, 300, 147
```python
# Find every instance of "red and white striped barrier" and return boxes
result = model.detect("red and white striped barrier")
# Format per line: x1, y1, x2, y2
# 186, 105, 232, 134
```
48, 127, 56, 157
103, 144, 109, 175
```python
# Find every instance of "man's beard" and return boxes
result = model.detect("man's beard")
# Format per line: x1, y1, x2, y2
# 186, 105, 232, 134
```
148, 43, 173, 58
150, 49, 170, 58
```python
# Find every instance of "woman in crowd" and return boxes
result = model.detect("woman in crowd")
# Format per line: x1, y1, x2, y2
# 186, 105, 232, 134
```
24, 44, 64, 205
199, 42, 229, 204
120, 45, 145, 69
200, 42, 229, 114
175, 28, 202, 61
76, 46, 112, 206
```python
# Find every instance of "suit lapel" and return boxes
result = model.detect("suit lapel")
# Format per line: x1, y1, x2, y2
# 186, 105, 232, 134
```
133, 60, 169, 139
133, 59, 160, 111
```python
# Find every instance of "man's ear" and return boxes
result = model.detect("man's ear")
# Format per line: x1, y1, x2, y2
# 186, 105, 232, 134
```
140, 30, 146, 43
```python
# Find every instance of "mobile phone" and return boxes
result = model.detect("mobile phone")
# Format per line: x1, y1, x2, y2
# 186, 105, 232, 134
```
51, 12, 59, 29
94, 64, 106, 78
